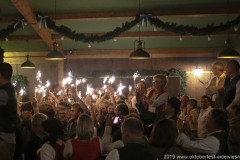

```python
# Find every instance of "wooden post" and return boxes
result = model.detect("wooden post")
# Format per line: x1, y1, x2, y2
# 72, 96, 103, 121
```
0, 47, 4, 63
58, 60, 64, 82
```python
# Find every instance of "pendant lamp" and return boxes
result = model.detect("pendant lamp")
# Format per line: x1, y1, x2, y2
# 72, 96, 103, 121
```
217, 39, 240, 58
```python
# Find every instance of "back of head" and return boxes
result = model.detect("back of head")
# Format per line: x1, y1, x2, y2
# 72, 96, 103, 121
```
150, 119, 177, 147
0, 62, 13, 81
72, 103, 84, 113
125, 113, 140, 121
212, 62, 224, 72
121, 117, 143, 136
38, 103, 55, 118
42, 118, 63, 136
117, 103, 129, 116
76, 114, 94, 140
59, 101, 71, 109
31, 113, 48, 128
211, 108, 227, 130
21, 101, 33, 113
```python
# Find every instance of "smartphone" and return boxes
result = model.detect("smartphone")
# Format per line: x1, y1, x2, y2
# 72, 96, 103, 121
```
113, 117, 122, 124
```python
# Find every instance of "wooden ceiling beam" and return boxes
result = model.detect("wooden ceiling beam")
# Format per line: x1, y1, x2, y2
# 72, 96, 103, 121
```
5, 30, 239, 42
1, 7, 240, 23
10, 0, 63, 52
5, 47, 227, 59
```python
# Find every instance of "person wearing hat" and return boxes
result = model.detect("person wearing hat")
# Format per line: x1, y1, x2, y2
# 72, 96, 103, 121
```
37, 118, 65, 160
135, 97, 181, 126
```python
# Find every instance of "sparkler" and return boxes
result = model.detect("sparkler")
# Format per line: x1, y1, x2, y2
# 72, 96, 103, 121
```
19, 87, 26, 102
86, 84, 93, 95
103, 75, 109, 84
115, 81, 126, 96
108, 75, 115, 84
129, 85, 132, 92
13, 81, 17, 87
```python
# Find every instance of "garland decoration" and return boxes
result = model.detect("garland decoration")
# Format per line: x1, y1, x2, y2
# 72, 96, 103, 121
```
148, 16, 240, 36
1, 14, 240, 42
75, 68, 187, 95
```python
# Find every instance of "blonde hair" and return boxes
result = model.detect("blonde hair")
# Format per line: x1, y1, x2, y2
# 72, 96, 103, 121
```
76, 114, 94, 140
153, 74, 168, 88
212, 62, 224, 71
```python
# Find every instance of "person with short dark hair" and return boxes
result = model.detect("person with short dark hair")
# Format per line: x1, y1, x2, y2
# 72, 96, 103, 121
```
177, 108, 228, 155
197, 95, 212, 139
0, 62, 18, 160
224, 60, 240, 110
106, 118, 157, 160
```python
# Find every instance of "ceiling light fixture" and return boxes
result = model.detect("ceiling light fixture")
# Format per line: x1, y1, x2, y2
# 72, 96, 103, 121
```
45, 0, 65, 60
217, 0, 240, 59
217, 39, 240, 58
21, 55, 35, 68
21, 41, 35, 68
45, 41, 66, 60
129, 0, 150, 59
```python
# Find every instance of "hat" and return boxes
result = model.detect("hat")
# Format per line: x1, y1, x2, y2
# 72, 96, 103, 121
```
42, 118, 63, 135
165, 97, 181, 111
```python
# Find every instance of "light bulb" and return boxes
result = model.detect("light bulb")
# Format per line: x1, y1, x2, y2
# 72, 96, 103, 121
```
179, 36, 183, 41
113, 37, 117, 41
207, 36, 211, 41
234, 27, 238, 31
88, 43, 91, 48
5, 38, 8, 42
61, 36, 64, 40
153, 27, 157, 31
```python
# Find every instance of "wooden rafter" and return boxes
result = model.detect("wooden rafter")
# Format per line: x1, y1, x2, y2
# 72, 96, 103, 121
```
1, 7, 240, 23
10, 0, 63, 52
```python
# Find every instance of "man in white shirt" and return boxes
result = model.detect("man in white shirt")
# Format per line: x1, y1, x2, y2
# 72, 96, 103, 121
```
197, 95, 212, 139
205, 62, 226, 108
177, 108, 227, 155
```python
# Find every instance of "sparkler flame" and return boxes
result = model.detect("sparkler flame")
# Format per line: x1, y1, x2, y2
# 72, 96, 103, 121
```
108, 75, 115, 84
133, 71, 140, 81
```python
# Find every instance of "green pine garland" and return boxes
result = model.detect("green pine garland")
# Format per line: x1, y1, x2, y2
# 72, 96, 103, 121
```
1, 14, 240, 43
12, 75, 28, 88
75, 68, 187, 95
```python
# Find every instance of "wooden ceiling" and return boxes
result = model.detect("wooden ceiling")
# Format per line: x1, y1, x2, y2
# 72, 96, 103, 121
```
1, 0, 240, 59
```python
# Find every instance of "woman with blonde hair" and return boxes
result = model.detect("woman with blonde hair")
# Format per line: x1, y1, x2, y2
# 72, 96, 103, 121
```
63, 114, 103, 160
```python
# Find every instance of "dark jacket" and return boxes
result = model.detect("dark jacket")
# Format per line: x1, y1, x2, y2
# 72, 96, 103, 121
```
117, 143, 157, 160
223, 75, 240, 108
24, 131, 45, 160
0, 82, 18, 133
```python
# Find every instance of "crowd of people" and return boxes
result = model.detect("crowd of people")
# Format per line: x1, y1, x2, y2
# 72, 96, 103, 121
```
0, 59, 240, 160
